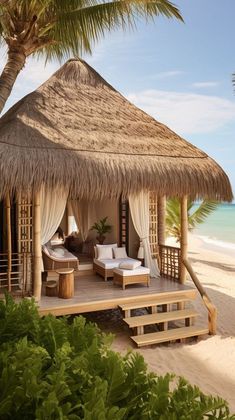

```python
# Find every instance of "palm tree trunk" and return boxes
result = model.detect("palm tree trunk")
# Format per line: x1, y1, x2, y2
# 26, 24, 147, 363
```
0, 49, 26, 114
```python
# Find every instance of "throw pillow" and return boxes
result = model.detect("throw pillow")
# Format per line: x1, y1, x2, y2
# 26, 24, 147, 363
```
113, 247, 128, 259
119, 260, 141, 270
95, 243, 118, 259
97, 246, 113, 260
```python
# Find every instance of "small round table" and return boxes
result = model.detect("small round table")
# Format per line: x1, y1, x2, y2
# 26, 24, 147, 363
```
57, 268, 74, 299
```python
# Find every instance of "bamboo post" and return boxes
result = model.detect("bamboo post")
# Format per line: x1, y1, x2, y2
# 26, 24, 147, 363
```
33, 190, 42, 301
6, 193, 12, 292
157, 196, 166, 245
67, 201, 74, 235
180, 195, 188, 284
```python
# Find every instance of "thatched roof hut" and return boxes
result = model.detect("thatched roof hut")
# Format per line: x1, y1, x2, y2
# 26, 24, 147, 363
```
0, 58, 232, 201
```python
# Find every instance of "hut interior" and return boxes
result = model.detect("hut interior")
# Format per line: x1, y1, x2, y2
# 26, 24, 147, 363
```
0, 58, 233, 346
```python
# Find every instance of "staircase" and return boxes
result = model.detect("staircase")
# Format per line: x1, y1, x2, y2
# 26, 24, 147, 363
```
119, 293, 209, 347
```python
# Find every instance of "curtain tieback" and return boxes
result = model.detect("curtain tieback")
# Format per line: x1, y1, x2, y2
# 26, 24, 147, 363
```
140, 236, 148, 240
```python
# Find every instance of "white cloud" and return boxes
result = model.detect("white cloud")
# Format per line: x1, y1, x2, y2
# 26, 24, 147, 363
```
126, 89, 235, 135
192, 81, 219, 88
149, 70, 185, 80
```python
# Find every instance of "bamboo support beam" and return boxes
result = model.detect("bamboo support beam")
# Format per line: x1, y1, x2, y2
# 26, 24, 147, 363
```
67, 201, 74, 235
6, 193, 12, 291
33, 191, 41, 301
180, 195, 188, 284
157, 196, 166, 245
183, 258, 217, 334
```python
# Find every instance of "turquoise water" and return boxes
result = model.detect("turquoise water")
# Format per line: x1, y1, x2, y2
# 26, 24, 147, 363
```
194, 204, 235, 245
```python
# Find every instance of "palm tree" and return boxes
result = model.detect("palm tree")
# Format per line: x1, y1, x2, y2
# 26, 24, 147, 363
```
166, 198, 218, 242
0, 0, 182, 113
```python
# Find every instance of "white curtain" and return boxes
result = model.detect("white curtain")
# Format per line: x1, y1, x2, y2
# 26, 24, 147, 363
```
129, 191, 159, 278
71, 199, 96, 242
40, 187, 68, 245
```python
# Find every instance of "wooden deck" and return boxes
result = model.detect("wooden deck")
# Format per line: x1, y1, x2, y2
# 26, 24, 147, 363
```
38, 274, 196, 317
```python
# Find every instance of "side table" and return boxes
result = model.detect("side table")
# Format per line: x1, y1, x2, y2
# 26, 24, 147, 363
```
57, 268, 74, 299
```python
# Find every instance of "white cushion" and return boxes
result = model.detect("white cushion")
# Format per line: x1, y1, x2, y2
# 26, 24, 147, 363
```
94, 257, 135, 269
113, 247, 128, 259
97, 247, 113, 260
113, 266, 150, 276
94, 259, 121, 269
95, 243, 117, 258
43, 245, 77, 261
119, 260, 141, 270
53, 247, 65, 256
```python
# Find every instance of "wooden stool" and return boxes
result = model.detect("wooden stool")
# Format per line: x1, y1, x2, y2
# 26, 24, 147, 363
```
45, 280, 58, 297
57, 268, 74, 299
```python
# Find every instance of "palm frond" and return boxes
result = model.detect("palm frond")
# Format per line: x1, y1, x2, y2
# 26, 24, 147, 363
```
13, 0, 182, 60
166, 198, 218, 241
188, 200, 218, 228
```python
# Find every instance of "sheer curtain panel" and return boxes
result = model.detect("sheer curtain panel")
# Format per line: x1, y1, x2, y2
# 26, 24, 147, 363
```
129, 191, 159, 278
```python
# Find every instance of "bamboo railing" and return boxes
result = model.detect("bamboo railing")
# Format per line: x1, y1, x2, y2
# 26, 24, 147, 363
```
159, 244, 181, 282
182, 258, 217, 335
0, 252, 32, 295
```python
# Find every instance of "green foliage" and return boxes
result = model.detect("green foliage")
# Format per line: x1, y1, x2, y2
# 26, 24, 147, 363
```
166, 198, 218, 241
0, 0, 183, 60
90, 216, 112, 235
0, 295, 233, 419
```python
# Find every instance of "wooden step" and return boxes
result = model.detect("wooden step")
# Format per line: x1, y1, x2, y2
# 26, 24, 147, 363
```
119, 293, 196, 312
131, 326, 209, 347
124, 309, 198, 328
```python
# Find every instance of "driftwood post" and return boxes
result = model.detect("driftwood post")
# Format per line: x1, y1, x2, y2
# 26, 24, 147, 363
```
33, 190, 41, 301
158, 195, 166, 245
180, 195, 188, 284
6, 193, 12, 291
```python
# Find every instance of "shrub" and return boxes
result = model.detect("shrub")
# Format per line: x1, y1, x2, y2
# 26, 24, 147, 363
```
0, 295, 233, 419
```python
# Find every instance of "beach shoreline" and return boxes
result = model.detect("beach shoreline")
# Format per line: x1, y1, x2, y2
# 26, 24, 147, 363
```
191, 233, 235, 259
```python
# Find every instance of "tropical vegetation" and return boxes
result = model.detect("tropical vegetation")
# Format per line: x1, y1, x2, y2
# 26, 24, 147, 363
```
166, 198, 218, 241
0, 294, 233, 419
0, 0, 182, 113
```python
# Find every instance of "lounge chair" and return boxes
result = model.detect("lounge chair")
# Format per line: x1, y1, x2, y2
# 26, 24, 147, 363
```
42, 244, 79, 280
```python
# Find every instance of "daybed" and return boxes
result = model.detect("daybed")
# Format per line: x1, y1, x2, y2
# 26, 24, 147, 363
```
42, 244, 79, 280
93, 244, 144, 282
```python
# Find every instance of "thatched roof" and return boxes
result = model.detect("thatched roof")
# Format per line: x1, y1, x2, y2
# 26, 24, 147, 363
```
0, 58, 233, 201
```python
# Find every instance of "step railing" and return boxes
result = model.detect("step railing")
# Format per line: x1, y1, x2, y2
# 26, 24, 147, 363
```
182, 258, 217, 335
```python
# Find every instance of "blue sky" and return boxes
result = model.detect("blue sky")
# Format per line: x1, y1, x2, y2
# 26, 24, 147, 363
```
1, 0, 235, 196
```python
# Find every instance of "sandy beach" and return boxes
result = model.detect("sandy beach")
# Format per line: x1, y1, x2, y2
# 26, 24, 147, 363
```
86, 233, 235, 412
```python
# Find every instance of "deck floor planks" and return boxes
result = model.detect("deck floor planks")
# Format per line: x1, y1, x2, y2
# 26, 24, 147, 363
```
38, 274, 196, 316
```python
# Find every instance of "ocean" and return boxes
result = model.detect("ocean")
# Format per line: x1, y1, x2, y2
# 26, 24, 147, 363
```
193, 204, 235, 254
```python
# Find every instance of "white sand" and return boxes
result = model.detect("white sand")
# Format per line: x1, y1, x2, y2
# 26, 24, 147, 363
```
87, 234, 235, 411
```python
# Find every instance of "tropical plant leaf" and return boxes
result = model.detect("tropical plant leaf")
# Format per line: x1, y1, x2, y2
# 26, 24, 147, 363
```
0, 295, 233, 419
166, 198, 218, 241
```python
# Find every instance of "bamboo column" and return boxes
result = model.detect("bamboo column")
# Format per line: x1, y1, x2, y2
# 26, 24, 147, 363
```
33, 190, 41, 301
157, 195, 166, 245
67, 201, 74, 235
180, 195, 188, 284
6, 193, 12, 292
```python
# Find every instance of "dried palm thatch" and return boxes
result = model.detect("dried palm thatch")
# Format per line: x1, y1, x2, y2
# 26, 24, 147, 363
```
0, 58, 233, 201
